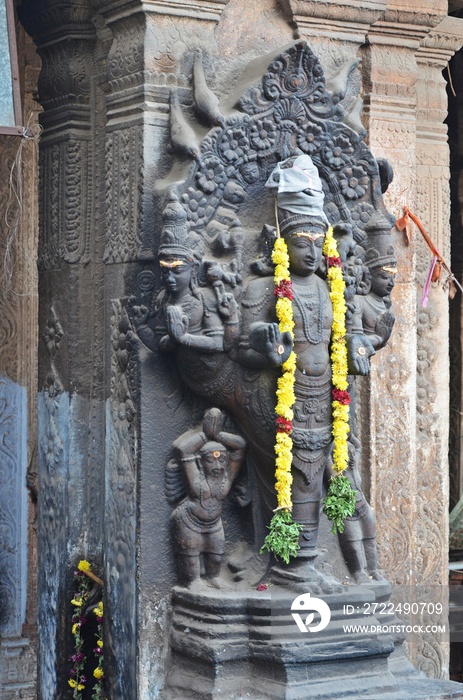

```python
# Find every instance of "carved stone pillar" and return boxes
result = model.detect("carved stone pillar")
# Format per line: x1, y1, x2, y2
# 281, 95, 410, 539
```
96, 1, 229, 696
18, 2, 99, 697
360, 2, 456, 677
413, 16, 463, 678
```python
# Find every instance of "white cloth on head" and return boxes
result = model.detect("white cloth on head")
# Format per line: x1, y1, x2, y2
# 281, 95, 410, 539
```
265, 155, 328, 224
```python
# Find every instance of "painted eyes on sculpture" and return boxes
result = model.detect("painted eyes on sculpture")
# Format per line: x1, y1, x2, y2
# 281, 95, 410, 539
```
162, 265, 189, 275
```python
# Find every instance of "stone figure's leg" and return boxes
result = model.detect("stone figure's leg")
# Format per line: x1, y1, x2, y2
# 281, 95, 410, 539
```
363, 538, 384, 580
177, 554, 201, 586
270, 466, 343, 594
172, 509, 203, 586
338, 492, 388, 585
338, 531, 368, 583
203, 525, 225, 583
204, 553, 222, 580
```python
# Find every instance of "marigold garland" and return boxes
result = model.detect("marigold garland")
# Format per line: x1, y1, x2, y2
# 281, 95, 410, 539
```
260, 237, 303, 562
69, 560, 106, 700
261, 226, 357, 556
322, 226, 356, 533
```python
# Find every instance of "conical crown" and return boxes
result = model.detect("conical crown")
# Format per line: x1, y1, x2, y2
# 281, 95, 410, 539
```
159, 192, 194, 260
364, 211, 396, 270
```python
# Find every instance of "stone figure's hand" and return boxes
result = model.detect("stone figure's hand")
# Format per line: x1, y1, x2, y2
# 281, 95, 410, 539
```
250, 322, 293, 365
347, 335, 375, 375
374, 311, 395, 347
203, 407, 224, 440
159, 334, 176, 353
166, 305, 189, 342
214, 281, 238, 320
131, 304, 149, 328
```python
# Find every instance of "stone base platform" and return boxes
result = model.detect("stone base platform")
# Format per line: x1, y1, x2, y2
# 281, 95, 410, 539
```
161, 586, 463, 700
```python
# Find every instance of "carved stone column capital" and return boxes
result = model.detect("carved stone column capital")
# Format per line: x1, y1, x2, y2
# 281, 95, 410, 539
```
287, 0, 386, 31
18, 1, 94, 46
418, 15, 463, 64
19, 2, 95, 124
285, 0, 387, 71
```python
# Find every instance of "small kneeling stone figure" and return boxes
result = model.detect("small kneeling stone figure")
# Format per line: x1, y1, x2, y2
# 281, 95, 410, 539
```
169, 408, 246, 588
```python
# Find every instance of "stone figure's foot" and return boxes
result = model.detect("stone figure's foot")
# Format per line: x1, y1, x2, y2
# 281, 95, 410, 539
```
350, 569, 391, 597
204, 576, 234, 591
368, 569, 389, 585
270, 560, 343, 594
183, 578, 208, 593
354, 570, 374, 586
180, 576, 234, 593
227, 542, 268, 585
353, 569, 390, 586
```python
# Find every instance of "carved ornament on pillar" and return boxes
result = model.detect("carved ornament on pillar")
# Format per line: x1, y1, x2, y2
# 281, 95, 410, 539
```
105, 300, 138, 699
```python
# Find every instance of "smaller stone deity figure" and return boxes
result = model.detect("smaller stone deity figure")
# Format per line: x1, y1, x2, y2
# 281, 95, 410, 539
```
132, 191, 240, 356
353, 212, 396, 350
328, 435, 387, 586
167, 408, 246, 588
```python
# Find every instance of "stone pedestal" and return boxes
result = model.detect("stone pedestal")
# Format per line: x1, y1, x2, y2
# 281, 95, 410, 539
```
163, 587, 463, 700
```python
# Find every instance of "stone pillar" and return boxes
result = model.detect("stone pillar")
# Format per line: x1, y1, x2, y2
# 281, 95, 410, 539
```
285, 0, 386, 85
360, 1, 460, 677
17, 0, 463, 696
18, 2, 100, 697
413, 16, 463, 677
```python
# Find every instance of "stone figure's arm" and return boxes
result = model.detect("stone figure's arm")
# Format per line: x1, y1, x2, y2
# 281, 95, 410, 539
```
238, 322, 293, 368
131, 304, 158, 352
235, 279, 293, 367
213, 282, 241, 352
166, 305, 224, 352
216, 431, 246, 481
173, 430, 207, 496
349, 295, 395, 351
372, 310, 395, 349
345, 333, 376, 375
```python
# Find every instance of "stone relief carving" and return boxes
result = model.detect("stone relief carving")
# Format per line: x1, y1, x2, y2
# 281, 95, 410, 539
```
39, 139, 91, 269
104, 128, 143, 263
166, 407, 246, 588
37, 377, 68, 699
106, 300, 138, 698
132, 42, 397, 594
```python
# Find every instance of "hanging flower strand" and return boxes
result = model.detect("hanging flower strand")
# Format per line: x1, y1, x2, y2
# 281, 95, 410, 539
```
69, 560, 106, 700
322, 226, 356, 534
260, 233, 303, 564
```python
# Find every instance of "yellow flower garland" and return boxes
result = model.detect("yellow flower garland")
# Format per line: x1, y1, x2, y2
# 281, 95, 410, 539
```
272, 237, 296, 508
323, 225, 349, 472
262, 225, 355, 557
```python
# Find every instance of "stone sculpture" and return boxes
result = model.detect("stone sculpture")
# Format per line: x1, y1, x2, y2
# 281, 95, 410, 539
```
166, 407, 246, 589
132, 42, 396, 593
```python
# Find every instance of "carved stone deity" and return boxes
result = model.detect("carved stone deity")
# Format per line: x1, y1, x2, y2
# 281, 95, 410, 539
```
166, 408, 246, 589
132, 42, 396, 594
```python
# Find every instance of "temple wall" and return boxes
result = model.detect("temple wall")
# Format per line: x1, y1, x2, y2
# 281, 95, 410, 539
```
14, 0, 463, 697
0, 20, 39, 700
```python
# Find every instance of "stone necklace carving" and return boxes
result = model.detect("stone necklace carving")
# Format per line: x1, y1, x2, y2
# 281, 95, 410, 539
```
292, 284, 324, 344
